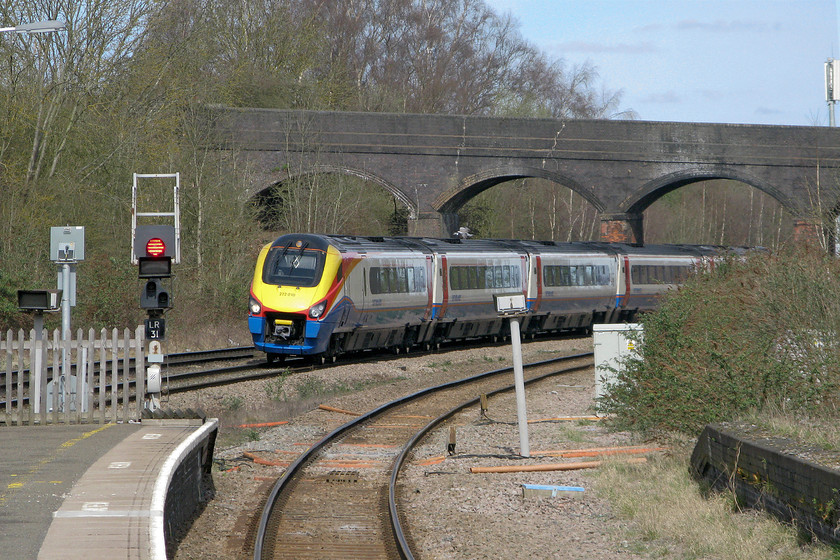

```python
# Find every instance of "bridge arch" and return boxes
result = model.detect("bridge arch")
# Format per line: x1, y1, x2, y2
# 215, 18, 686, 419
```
251, 163, 417, 219
622, 167, 802, 217
433, 166, 602, 214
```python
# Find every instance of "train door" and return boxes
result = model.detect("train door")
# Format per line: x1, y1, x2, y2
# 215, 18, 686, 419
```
529, 254, 542, 312
356, 258, 369, 327
436, 254, 448, 319
616, 254, 630, 312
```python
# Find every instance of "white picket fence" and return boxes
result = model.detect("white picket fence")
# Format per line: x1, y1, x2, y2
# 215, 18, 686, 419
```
1, 326, 146, 425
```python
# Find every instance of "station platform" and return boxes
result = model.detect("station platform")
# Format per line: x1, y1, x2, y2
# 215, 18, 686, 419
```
0, 418, 217, 560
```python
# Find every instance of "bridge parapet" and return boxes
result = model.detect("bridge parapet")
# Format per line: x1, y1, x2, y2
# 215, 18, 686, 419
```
210, 107, 840, 242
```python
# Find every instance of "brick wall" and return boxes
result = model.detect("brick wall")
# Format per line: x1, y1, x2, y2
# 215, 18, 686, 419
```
691, 423, 840, 543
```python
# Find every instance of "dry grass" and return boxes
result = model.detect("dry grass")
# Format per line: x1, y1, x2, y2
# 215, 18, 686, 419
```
740, 409, 840, 453
592, 446, 837, 559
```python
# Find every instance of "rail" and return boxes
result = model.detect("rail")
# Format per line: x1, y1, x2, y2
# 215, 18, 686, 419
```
253, 351, 594, 559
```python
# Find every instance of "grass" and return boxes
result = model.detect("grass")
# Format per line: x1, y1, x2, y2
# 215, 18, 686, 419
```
590, 436, 838, 560
426, 359, 453, 371
740, 409, 840, 453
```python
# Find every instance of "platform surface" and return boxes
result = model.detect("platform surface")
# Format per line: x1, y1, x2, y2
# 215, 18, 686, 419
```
0, 422, 205, 560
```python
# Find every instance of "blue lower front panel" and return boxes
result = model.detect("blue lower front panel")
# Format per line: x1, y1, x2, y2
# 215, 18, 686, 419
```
249, 315, 330, 355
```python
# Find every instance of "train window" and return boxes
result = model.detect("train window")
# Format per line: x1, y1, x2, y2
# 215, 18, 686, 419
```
415, 267, 426, 291
630, 264, 695, 285
449, 264, 520, 291
263, 248, 325, 288
544, 264, 611, 287
370, 266, 427, 294
449, 267, 459, 290
369, 269, 381, 293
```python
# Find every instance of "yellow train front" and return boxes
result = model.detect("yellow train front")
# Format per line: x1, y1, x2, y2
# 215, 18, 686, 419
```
248, 234, 346, 362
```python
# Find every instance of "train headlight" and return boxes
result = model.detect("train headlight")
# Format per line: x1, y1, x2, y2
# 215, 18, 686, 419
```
249, 296, 262, 315
309, 300, 327, 319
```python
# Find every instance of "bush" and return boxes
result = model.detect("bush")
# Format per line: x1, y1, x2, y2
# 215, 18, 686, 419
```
598, 248, 840, 435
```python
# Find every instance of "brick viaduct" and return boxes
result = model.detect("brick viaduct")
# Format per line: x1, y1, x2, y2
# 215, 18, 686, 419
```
209, 107, 840, 244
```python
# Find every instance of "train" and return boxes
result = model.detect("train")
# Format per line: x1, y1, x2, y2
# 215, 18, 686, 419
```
248, 234, 730, 363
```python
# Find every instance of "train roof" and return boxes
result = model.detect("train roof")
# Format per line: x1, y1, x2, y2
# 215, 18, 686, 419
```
270, 233, 745, 258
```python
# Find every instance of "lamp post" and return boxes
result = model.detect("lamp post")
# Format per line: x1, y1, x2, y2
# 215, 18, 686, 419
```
0, 20, 65, 34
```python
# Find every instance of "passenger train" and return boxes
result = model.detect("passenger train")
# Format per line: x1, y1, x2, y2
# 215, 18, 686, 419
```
248, 234, 728, 363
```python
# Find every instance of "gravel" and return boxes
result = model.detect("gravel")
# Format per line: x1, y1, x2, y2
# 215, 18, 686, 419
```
167, 336, 651, 560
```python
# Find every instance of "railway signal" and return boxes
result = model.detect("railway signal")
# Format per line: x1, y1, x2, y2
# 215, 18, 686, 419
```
132, 173, 181, 413
135, 225, 174, 311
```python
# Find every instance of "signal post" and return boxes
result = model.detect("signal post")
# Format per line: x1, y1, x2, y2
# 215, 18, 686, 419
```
494, 293, 530, 457
132, 173, 180, 412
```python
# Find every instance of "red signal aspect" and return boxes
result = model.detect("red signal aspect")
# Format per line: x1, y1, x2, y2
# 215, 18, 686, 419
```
146, 238, 166, 257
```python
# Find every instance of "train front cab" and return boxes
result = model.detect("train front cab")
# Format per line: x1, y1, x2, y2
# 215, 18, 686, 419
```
248, 235, 344, 361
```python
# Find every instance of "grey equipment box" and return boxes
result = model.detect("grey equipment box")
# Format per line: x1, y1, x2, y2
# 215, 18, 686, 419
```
593, 323, 643, 406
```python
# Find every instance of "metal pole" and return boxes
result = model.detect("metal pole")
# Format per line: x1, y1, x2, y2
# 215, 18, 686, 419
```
61, 263, 71, 339
33, 313, 44, 414
60, 263, 71, 413
509, 317, 530, 457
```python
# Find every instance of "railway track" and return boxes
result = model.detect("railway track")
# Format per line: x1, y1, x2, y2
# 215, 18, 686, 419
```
253, 351, 595, 560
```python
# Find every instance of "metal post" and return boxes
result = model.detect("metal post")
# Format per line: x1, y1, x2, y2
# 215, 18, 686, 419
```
61, 263, 71, 339
59, 263, 71, 413
509, 317, 530, 457
33, 312, 44, 414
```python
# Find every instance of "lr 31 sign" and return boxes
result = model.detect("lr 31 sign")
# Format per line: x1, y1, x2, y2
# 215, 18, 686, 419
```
145, 318, 165, 340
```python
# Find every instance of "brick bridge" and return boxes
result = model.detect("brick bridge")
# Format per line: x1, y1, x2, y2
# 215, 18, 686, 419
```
210, 107, 840, 244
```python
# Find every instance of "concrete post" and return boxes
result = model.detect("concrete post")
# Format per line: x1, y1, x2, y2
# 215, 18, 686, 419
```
599, 213, 644, 244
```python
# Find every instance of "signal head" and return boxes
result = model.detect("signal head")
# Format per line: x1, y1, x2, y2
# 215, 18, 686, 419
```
133, 225, 176, 264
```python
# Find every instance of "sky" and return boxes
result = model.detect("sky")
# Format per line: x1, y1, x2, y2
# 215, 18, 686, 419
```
483, 0, 839, 126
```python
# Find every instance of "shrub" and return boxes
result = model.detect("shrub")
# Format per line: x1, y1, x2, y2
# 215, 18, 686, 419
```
598, 248, 840, 435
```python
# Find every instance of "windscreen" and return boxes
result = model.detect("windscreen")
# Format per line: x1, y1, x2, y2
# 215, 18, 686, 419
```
262, 245, 325, 287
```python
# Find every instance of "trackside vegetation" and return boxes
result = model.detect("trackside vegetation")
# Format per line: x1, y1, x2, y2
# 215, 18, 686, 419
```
598, 247, 840, 435
592, 248, 840, 559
